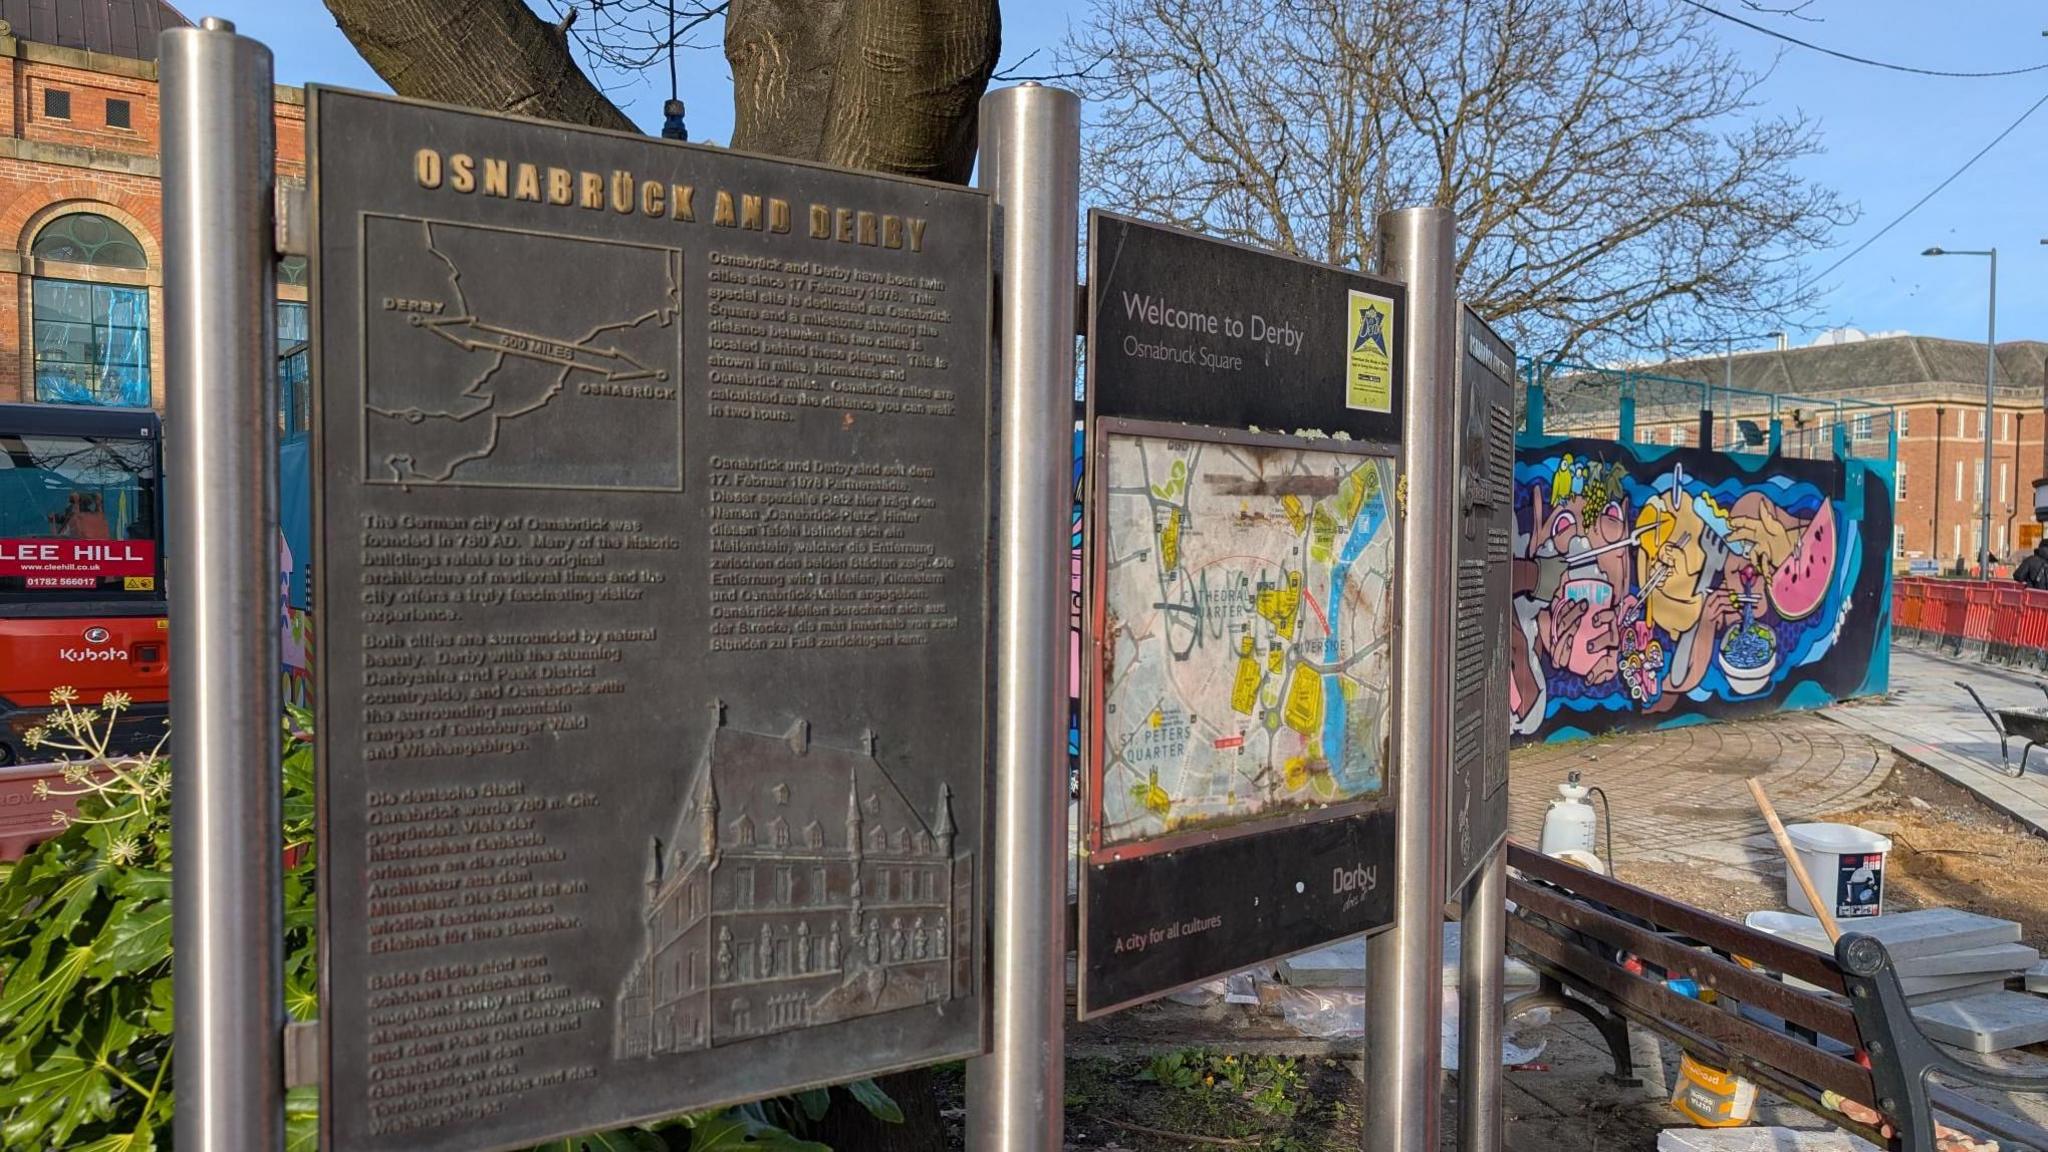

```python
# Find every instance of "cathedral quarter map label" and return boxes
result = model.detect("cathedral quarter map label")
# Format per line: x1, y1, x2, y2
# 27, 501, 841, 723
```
1080, 213, 1405, 1016
309, 88, 993, 1152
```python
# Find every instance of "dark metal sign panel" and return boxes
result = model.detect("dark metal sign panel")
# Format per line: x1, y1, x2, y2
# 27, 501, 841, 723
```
1085, 211, 1406, 441
1078, 418, 1396, 1018
309, 88, 993, 1152
1446, 308, 1515, 892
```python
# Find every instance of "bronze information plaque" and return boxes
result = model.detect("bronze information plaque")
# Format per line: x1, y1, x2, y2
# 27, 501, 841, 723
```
1444, 307, 1515, 892
309, 88, 993, 1152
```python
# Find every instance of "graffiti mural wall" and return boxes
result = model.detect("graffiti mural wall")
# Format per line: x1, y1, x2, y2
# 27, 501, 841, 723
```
1511, 437, 1892, 742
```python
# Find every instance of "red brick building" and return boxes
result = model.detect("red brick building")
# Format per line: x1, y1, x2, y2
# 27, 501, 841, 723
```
0, 0, 306, 410
1546, 336, 2048, 569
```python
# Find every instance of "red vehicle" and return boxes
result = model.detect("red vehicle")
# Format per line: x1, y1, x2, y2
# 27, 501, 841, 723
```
0, 403, 167, 764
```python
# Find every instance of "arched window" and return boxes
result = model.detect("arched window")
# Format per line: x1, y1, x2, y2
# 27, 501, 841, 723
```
31, 213, 147, 267
30, 212, 151, 407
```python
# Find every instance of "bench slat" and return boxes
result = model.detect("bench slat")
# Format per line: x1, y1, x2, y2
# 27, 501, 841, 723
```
1510, 877, 1863, 1044
1508, 841, 1847, 993
1514, 921, 1876, 1104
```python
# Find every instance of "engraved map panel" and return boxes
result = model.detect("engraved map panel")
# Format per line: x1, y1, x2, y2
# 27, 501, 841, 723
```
361, 216, 684, 490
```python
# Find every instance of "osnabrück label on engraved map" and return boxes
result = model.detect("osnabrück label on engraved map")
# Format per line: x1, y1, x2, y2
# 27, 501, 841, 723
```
310, 88, 992, 1152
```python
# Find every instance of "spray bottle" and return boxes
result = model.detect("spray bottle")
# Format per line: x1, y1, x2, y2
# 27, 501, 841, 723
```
1539, 771, 1600, 862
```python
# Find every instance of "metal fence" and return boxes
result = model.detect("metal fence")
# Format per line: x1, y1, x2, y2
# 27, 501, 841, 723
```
1519, 357, 1898, 465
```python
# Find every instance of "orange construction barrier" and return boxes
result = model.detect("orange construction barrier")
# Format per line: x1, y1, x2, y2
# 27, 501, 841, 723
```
1894, 574, 2048, 669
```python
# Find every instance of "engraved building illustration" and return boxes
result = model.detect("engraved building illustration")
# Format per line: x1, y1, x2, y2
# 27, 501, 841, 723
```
615, 703, 973, 1058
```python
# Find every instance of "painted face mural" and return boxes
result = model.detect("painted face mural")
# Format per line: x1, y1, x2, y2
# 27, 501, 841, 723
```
1070, 422, 1086, 795
1510, 438, 1892, 741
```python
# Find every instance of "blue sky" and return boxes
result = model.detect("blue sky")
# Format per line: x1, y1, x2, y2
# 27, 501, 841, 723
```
196, 0, 2047, 349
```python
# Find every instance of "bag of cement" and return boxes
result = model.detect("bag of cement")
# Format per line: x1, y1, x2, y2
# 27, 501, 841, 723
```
1669, 1053, 1758, 1127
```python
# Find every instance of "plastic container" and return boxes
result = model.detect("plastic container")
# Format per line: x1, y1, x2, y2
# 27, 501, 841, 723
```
1539, 774, 1597, 857
1784, 822, 1891, 920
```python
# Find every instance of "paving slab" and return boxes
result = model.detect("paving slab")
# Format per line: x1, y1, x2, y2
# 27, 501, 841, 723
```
1752, 908, 2021, 962
1656, 1128, 1880, 1152
1912, 991, 2048, 1053
1906, 977, 2010, 1006
1827, 646, 2048, 835
1893, 942, 2040, 978
2026, 960, 2048, 993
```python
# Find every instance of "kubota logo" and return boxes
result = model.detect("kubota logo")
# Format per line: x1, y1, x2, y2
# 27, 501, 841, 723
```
83, 626, 110, 645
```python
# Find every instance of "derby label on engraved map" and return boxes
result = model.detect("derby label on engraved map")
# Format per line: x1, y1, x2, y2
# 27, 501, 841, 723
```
362, 216, 684, 490
1093, 431, 1395, 856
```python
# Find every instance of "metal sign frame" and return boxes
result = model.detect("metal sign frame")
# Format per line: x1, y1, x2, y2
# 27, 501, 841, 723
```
1075, 210, 1412, 1019
307, 85, 998, 1152
1445, 306, 1515, 894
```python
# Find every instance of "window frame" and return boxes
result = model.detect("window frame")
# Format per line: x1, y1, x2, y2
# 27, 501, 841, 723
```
43, 88, 71, 120
30, 277, 152, 408
104, 98, 132, 130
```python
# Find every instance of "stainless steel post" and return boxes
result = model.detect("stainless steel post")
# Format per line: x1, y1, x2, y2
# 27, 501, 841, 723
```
967, 81, 1079, 1152
164, 17, 282, 1152
1456, 846, 1506, 1152
1365, 206, 1458, 1152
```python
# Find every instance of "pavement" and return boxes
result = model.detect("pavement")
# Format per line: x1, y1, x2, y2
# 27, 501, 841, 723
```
1507, 712, 1893, 890
1826, 644, 2048, 835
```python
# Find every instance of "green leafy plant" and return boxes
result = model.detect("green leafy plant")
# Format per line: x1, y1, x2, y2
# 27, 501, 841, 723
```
0, 693, 896, 1151
1136, 1049, 1306, 1119
0, 688, 177, 1150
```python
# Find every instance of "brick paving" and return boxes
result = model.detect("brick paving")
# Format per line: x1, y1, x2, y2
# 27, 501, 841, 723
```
1827, 644, 2048, 835
1509, 712, 1894, 891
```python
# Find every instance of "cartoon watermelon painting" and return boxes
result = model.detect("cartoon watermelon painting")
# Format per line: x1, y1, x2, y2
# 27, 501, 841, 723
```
1769, 499, 1836, 622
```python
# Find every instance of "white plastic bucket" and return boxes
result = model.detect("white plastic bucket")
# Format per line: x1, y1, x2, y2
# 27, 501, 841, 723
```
1784, 822, 1891, 920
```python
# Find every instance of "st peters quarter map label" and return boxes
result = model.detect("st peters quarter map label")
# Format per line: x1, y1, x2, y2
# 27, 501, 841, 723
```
310, 88, 993, 1152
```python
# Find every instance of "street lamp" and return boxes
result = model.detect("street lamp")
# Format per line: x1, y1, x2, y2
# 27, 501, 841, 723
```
1924, 246, 1998, 578
2037, 240, 2048, 532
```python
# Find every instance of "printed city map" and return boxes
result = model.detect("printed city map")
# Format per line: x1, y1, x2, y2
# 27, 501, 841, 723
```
1091, 430, 1395, 855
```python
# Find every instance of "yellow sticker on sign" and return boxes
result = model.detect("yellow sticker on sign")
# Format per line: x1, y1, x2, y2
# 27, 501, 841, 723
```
124, 576, 156, 592
1345, 289, 1395, 413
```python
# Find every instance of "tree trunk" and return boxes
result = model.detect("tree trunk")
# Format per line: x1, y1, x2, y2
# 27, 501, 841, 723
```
321, 0, 636, 132
728, 0, 998, 183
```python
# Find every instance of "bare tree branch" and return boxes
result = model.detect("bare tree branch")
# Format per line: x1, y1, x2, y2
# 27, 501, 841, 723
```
1740, 0, 1818, 19
1064, 0, 1855, 362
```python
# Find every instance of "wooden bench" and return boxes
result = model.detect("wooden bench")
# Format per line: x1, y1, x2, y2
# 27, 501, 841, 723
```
1502, 842, 2048, 1151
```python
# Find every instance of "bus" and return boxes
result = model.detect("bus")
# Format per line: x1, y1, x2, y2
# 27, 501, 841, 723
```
0, 402, 168, 763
